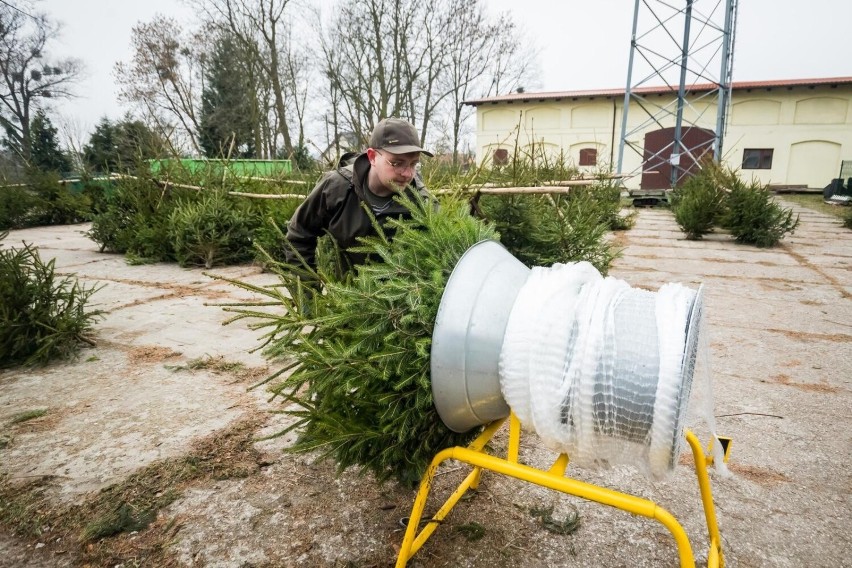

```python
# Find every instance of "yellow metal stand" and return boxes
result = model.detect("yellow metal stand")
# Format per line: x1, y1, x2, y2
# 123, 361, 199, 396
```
396, 413, 725, 567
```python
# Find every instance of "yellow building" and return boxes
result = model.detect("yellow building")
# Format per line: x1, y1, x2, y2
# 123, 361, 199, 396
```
464, 77, 852, 190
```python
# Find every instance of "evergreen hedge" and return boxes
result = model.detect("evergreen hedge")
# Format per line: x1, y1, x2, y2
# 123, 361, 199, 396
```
87, 175, 200, 263
0, 171, 93, 231
670, 162, 729, 239
245, 198, 302, 268
88, 173, 307, 268
23, 170, 93, 227
0, 185, 37, 230
478, 184, 626, 273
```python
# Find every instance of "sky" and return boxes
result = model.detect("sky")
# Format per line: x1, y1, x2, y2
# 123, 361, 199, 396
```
31, 0, 852, 140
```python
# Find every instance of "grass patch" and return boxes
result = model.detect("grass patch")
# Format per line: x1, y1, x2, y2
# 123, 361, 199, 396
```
81, 502, 157, 540
164, 355, 269, 385
8, 408, 48, 425
0, 476, 54, 538
778, 193, 850, 220
0, 414, 265, 565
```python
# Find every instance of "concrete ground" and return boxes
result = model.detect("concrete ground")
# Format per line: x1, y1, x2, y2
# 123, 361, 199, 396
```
0, 199, 850, 567
607, 201, 851, 567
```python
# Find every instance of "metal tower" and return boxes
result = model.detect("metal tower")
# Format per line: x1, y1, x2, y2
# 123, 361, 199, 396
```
617, 0, 738, 191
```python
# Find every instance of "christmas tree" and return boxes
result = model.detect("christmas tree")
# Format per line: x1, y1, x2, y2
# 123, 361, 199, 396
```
220, 196, 497, 486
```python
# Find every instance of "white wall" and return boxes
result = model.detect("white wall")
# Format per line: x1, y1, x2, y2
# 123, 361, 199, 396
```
473, 84, 852, 189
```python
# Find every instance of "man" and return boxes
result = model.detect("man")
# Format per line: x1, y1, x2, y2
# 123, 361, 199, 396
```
285, 118, 433, 273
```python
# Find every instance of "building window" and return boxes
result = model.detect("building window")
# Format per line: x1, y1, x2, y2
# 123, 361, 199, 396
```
742, 148, 774, 169
493, 148, 509, 166
579, 148, 597, 166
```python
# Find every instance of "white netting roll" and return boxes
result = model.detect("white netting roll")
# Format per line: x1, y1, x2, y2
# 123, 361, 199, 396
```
498, 262, 700, 478
498, 262, 602, 431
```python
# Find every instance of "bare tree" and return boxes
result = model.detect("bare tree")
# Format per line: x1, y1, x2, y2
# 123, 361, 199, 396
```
318, 0, 536, 160
0, 5, 81, 165
437, 3, 537, 163
114, 16, 208, 155
320, 0, 432, 146
280, 32, 311, 156
192, 0, 308, 158
486, 16, 538, 98
405, 1, 447, 145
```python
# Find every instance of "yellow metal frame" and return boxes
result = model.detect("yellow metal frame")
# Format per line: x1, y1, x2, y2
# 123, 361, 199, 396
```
396, 413, 724, 567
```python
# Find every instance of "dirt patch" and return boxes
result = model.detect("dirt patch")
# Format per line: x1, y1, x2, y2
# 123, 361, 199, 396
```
0, 414, 267, 567
109, 285, 234, 312
765, 328, 852, 344
765, 373, 841, 393
232, 367, 273, 387
758, 280, 804, 292
5, 408, 67, 435
781, 244, 851, 298
726, 463, 790, 485
606, 230, 630, 251
127, 346, 184, 365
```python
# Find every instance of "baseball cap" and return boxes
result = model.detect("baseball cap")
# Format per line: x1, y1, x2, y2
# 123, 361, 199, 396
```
369, 118, 434, 156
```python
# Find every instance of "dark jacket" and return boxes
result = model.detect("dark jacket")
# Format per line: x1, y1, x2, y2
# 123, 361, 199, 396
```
285, 152, 430, 272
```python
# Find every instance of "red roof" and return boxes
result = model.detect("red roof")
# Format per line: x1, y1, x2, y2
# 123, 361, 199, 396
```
463, 76, 852, 105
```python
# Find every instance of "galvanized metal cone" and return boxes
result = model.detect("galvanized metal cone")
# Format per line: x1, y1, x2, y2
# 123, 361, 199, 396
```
430, 240, 528, 433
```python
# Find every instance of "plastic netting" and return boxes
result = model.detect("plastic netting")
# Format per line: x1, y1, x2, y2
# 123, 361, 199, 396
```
499, 262, 708, 478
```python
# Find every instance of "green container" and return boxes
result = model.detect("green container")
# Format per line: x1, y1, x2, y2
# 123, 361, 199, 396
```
148, 158, 293, 180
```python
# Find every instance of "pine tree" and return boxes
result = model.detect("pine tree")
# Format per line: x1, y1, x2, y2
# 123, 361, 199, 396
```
479, 187, 619, 273
83, 116, 164, 173
29, 110, 71, 174
199, 34, 257, 159
217, 196, 498, 486
83, 118, 117, 173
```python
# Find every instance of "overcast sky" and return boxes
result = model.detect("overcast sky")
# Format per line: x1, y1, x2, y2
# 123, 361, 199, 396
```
34, 0, 852, 139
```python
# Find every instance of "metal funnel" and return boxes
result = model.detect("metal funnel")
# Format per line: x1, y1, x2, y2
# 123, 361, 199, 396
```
430, 240, 530, 432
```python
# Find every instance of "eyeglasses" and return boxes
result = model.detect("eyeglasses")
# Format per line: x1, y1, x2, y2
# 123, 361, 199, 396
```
376, 151, 421, 174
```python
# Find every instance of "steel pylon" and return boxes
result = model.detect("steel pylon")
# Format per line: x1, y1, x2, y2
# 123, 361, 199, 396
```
617, 0, 738, 190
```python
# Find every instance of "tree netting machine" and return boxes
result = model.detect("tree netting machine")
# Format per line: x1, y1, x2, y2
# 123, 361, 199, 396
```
396, 240, 731, 567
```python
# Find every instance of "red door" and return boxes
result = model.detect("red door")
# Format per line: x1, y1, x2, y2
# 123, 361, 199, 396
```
641, 127, 715, 190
